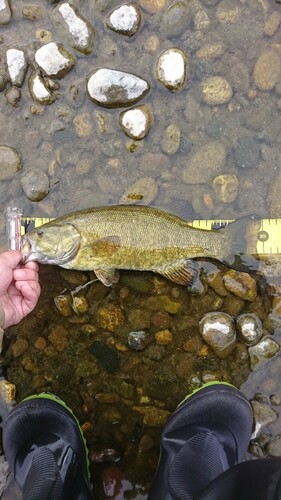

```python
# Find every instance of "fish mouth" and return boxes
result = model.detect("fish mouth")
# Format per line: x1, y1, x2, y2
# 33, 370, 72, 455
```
21, 235, 46, 264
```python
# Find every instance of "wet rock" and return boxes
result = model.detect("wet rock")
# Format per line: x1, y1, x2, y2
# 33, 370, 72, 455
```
48, 325, 68, 351
140, 0, 168, 13
264, 12, 281, 36
76, 359, 100, 377
182, 141, 226, 184
156, 48, 188, 92
251, 399, 277, 439
73, 112, 93, 137
28, 72, 55, 105
212, 174, 239, 203
11, 338, 29, 358
270, 394, 281, 406
132, 405, 170, 426
106, 3, 141, 37
0, 0, 11, 25
248, 337, 280, 370
35, 29, 53, 43
199, 312, 237, 358
111, 380, 134, 399
22, 4, 44, 20
266, 435, 281, 457
201, 76, 233, 105
54, 294, 73, 317
146, 295, 181, 314
236, 313, 263, 346
128, 331, 150, 351
121, 274, 153, 294
0, 67, 8, 91
90, 341, 120, 373
0, 379, 16, 402
6, 49, 28, 87
87, 69, 150, 108
5, 86, 21, 107
34, 337, 47, 351
194, 10, 210, 31
119, 177, 158, 205
205, 264, 228, 297
119, 105, 153, 140
160, 1, 192, 38
152, 310, 171, 329
161, 124, 181, 155
51, 3, 95, 55
196, 44, 224, 60
96, 304, 125, 332
0, 145, 21, 180
72, 295, 89, 315
155, 329, 173, 345
223, 270, 257, 302
254, 50, 281, 91
20, 169, 50, 201
145, 344, 166, 361
138, 434, 154, 453
95, 392, 120, 404
234, 137, 260, 169
35, 42, 76, 79
216, 0, 241, 24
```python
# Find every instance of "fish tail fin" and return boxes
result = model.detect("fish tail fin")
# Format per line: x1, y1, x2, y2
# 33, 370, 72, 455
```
221, 215, 261, 270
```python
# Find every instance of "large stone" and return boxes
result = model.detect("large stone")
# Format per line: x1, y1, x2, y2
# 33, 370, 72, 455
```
28, 72, 55, 105
0, 145, 21, 180
87, 69, 150, 108
51, 3, 95, 54
119, 104, 153, 139
199, 311, 237, 358
160, 1, 192, 38
254, 50, 281, 91
223, 270, 257, 302
20, 169, 50, 201
6, 49, 28, 87
249, 337, 280, 370
106, 3, 141, 36
236, 313, 263, 346
0, 0, 12, 25
182, 141, 226, 184
212, 174, 239, 203
35, 42, 76, 79
156, 48, 188, 92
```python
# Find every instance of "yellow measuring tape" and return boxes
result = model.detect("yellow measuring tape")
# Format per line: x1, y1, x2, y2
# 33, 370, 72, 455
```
20, 217, 280, 256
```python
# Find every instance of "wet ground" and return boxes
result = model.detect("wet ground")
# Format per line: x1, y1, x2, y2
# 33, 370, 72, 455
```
0, 0, 281, 498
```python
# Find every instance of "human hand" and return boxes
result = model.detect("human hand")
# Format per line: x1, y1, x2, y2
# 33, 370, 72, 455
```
0, 251, 41, 328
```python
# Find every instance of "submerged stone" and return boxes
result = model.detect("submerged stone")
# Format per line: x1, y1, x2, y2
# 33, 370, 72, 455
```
201, 76, 232, 105
35, 42, 76, 79
106, 3, 141, 36
20, 169, 50, 201
0, 145, 21, 180
6, 49, 28, 87
87, 68, 150, 108
128, 331, 150, 351
119, 104, 152, 139
156, 48, 188, 92
51, 3, 95, 54
90, 341, 120, 373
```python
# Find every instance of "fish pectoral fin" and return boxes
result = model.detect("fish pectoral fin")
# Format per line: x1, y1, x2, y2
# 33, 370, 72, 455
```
158, 259, 199, 286
94, 268, 120, 287
88, 236, 121, 258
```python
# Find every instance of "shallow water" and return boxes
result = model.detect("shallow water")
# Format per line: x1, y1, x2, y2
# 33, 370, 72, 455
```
1, 0, 281, 497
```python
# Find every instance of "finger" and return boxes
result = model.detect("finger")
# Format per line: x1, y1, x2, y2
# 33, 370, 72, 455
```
14, 268, 39, 282
0, 250, 22, 269
24, 261, 39, 272
15, 281, 41, 306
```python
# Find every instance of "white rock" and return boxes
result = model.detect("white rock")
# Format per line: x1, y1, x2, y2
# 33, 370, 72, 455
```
87, 68, 150, 108
120, 105, 152, 139
35, 42, 75, 79
29, 73, 55, 105
6, 49, 27, 87
52, 3, 95, 54
106, 3, 141, 36
0, 0, 11, 25
156, 48, 188, 92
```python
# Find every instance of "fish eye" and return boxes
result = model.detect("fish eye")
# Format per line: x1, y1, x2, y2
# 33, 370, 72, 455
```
37, 229, 44, 236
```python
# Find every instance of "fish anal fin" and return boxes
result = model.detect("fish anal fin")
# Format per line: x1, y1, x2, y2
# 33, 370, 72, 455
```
88, 235, 121, 258
158, 259, 199, 286
94, 268, 120, 287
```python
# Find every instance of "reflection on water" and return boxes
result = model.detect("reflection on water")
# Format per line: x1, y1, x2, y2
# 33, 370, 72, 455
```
1, 0, 281, 497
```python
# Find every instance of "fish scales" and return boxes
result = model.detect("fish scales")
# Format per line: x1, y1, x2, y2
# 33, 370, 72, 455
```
21, 205, 260, 287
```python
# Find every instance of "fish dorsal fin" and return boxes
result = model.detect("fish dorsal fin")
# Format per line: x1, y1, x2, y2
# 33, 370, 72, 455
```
94, 268, 120, 287
87, 235, 121, 258
158, 259, 199, 286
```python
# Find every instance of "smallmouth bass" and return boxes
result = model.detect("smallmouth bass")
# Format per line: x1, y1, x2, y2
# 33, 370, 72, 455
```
21, 205, 260, 287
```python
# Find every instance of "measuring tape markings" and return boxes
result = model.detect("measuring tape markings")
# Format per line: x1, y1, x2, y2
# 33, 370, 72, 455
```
20, 217, 281, 256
